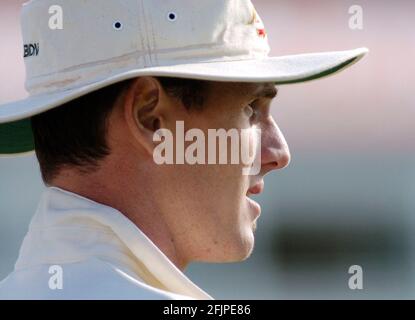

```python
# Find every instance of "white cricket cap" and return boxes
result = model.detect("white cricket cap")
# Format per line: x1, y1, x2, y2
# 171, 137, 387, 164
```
0, 0, 368, 155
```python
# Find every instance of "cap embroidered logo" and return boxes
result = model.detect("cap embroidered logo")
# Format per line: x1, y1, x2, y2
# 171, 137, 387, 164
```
249, 9, 266, 38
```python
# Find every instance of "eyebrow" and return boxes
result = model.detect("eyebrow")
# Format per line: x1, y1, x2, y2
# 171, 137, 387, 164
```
253, 84, 278, 99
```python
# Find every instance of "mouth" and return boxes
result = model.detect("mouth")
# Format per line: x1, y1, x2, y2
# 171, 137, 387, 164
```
246, 180, 264, 218
247, 180, 264, 196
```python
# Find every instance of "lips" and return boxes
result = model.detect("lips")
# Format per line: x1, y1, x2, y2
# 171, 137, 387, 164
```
247, 180, 264, 196
246, 180, 264, 219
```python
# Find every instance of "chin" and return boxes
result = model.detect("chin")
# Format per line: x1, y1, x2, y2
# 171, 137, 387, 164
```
227, 209, 258, 261
227, 228, 256, 262
195, 206, 258, 263
199, 228, 255, 263
241, 229, 256, 259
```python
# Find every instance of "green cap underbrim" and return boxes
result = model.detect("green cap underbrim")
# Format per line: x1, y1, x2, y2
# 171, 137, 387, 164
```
0, 119, 35, 155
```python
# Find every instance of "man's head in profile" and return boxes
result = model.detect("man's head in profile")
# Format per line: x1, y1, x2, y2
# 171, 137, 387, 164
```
0, 0, 367, 299
31, 76, 289, 268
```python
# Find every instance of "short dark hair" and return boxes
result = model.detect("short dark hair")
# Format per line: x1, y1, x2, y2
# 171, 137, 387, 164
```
31, 77, 208, 184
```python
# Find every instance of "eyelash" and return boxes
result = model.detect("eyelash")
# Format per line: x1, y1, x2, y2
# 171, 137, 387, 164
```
245, 101, 259, 121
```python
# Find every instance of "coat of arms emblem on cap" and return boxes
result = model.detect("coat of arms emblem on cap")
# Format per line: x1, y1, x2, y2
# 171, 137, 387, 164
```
249, 9, 267, 38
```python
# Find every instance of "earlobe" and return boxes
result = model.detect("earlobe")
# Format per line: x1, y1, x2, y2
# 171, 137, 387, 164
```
123, 77, 162, 157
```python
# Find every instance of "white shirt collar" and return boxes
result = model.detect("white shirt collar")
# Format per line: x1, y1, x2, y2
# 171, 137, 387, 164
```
15, 186, 212, 300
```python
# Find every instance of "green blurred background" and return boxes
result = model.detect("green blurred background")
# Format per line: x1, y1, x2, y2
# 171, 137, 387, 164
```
1, 0, 414, 299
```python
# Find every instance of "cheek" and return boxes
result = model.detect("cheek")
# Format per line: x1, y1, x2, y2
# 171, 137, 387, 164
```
180, 164, 247, 222
156, 107, 252, 213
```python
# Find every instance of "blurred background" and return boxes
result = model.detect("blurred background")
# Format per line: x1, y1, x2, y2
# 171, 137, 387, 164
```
1, 0, 414, 299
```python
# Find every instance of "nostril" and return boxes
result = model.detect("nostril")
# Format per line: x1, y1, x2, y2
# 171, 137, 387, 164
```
272, 147, 291, 170
262, 147, 291, 171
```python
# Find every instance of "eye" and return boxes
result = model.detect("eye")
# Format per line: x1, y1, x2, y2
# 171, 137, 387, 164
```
244, 101, 259, 121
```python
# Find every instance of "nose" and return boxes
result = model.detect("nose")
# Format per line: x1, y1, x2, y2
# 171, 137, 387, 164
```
260, 116, 291, 174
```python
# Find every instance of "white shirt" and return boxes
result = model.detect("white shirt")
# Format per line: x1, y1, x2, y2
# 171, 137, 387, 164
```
0, 187, 213, 300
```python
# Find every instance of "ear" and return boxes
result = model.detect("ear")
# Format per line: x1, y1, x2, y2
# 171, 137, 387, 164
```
123, 77, 163, 156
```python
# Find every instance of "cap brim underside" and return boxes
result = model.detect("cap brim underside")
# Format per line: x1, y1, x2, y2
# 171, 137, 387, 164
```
0, 48, 368, 156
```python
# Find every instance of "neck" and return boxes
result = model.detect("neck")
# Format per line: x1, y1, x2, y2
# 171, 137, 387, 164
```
50, 160, 188, 270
